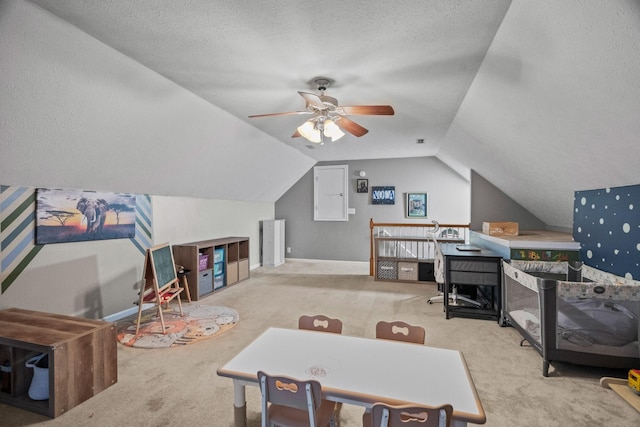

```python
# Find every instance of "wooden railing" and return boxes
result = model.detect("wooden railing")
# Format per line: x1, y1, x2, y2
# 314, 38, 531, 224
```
369, 218, 470, 276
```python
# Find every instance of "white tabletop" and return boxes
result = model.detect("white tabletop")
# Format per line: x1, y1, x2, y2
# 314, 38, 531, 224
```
217, 327, 485, 424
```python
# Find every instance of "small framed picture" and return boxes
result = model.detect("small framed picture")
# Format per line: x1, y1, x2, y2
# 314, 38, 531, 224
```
406, 193, 428, 218
356, 179, 368, 193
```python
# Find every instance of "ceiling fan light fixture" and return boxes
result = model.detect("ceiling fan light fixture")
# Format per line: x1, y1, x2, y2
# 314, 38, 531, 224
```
323, 119, 345, 142
297, 120, 321, 143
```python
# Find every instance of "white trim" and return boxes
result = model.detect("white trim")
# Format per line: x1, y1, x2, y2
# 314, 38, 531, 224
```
101, 303, 154, 322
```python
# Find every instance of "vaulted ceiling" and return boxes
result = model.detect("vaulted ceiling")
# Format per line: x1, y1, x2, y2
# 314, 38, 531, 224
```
6, 1, 640, 228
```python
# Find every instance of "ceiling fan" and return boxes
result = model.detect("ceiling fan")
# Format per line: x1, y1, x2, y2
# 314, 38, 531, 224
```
248, 78, 394, 144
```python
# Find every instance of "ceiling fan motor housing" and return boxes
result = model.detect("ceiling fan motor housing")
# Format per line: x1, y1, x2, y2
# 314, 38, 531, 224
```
319, 96, 338, 108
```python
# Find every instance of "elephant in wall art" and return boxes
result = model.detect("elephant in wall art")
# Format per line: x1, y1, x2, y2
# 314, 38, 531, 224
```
76, 197, 110, 234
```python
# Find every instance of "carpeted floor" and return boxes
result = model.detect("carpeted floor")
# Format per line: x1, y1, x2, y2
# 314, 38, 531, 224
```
1, 259, 637, 426
116, 304, 239, 348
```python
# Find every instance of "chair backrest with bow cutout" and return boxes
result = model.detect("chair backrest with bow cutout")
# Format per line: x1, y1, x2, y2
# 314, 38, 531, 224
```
258, 371, 324, 427
370, 403, 453, 427
299, 314, 343, 334
375, 320, 425, 344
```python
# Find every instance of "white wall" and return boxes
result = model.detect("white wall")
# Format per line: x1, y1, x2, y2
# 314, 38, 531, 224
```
439, 1, 640, 229
0, 0, 315, 203
153, 196, 273, 269
0, 1, 286, 318
0, 191, 274, 318
0, 236, 143, 318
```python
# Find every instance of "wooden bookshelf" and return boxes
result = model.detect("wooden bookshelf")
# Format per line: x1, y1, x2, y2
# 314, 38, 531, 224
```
172, 237, 250, 300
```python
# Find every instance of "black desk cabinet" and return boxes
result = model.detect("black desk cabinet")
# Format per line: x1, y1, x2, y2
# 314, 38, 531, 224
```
440, 243, 503, 322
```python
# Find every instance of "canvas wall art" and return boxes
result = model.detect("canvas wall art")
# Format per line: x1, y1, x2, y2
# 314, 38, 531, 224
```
371, 186, 395, 205
36, 189, 136, 244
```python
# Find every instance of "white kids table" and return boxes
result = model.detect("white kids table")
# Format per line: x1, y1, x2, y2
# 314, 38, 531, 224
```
217, 327, 486, 427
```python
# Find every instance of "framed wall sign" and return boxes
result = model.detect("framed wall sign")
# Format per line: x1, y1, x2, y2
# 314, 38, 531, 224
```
372, 186, 395, 205
406, 192, 428, 218
356, 179, 368, 193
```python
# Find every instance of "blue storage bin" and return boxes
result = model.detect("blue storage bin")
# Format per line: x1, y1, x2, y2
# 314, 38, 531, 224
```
214, 262, 224, 276
214, 274, 225, 290
214, 248, 224, 263
198, 271, 213, 296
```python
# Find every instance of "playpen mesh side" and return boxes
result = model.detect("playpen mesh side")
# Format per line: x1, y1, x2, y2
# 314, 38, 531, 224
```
502, 261, 547, 344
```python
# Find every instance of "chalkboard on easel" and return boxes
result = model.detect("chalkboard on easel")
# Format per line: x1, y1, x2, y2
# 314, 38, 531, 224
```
145, 242, 178, 290
136, 242, 184, 336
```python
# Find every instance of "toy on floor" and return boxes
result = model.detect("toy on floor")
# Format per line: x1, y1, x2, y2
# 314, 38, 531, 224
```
629, 369, 640, 395
600, 372, 640, 413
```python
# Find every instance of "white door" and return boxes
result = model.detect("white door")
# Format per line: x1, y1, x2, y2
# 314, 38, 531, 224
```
314, 165, 348, 221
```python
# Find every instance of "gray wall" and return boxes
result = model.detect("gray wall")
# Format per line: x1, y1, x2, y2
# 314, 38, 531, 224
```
276, 157, 471, 262
470, 170, 548, 231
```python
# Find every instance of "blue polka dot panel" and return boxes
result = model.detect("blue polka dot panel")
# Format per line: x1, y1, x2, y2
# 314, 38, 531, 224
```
573, 184, 640, 280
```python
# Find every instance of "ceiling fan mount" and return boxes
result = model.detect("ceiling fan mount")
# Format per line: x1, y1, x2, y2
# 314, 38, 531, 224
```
312, 77, 332, 92
248, 77, 394, 143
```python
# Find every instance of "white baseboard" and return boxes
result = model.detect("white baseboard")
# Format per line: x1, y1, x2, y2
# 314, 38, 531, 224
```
285, 258, 369, 266
102, 303, 154, 322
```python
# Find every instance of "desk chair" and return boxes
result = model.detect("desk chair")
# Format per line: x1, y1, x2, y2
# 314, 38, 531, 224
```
427, 238, 447, 305
258, 371, 337, 427
363, 403, 453, 427
298, 314, 343, 334
427, 239, 480, 308
375, 320, 425, 345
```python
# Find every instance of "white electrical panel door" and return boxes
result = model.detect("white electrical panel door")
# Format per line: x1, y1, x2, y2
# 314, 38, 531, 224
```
314, 165, 348, 221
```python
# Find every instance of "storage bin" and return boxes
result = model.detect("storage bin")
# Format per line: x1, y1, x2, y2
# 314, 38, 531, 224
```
198, 254, 209, 271
418, 262, 435, 282
398, 262, 418, 281
26, 354, 48, 400
214, 248, 224, 263
214, 274, 225, 290
482, 221, 519, 236
214, 261, 224, 276
376, 260, 398, 280
198, 270, 213, 295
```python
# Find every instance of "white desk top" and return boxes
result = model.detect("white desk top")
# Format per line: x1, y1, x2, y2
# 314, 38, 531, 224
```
217, 327, 486, 424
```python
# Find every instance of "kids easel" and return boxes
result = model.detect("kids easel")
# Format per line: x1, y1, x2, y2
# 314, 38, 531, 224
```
135, 242, 184, 335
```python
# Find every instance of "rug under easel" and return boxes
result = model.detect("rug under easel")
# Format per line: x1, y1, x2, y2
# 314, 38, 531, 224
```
116, 303, 239, 348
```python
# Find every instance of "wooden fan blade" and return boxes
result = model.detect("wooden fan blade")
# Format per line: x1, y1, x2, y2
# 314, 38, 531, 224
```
291, 130, 301, 138
298, 91, 325, 109
336, 117, 369, 137
340, 105, 395, 115
248, 111, 312, 118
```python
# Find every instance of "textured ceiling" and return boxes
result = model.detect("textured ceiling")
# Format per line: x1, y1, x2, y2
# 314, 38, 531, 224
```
19, 0, 640, 228
25, 0, 511, 161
